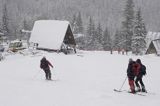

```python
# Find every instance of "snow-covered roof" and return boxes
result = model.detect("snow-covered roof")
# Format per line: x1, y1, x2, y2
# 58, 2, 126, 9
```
146, 31, 160, 48
146, 31, 160, 41
30, 20, 70, 50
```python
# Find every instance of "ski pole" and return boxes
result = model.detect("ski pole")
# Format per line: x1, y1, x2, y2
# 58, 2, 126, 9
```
119, 76, 127, 91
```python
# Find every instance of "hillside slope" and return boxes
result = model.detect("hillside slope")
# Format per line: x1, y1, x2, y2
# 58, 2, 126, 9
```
0, 51, 159, 106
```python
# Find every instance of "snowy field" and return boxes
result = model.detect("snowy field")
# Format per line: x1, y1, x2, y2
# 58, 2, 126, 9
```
0, 50, 160, 106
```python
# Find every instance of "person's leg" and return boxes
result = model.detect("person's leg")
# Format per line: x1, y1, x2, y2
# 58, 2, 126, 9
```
135, 77, 141, 91
139, 78, 146, 92
128, 79, 135, 93
139, 78, 145, 87
44, 70, 48, 79
48, 70, 52, 80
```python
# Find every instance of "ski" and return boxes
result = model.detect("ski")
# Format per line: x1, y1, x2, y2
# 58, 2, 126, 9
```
114, 89, 146, 96
45, 79, 60, 81
77, 55, 84, 57
114, 89, 122, 92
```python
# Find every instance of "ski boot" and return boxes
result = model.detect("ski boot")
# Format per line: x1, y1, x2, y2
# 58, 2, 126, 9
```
129, 89, 136, 94
142, 86, 147, 93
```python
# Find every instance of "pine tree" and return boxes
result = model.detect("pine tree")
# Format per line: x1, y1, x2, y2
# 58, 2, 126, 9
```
71, 13, 85, 50
76, 12, 83, 34
71, 14, 78, 34
121, 0, 135, 52
132, 8, 147, 55
2, 3, 10, 37
114, 30, 123, 50
23, 19, 30, 31
96, 22, 103, 43
85, 16, 95, 50
95, 22, 103, 50
103, 26, 112, 51
87, 19, 103, 50
21, 18, 31, 40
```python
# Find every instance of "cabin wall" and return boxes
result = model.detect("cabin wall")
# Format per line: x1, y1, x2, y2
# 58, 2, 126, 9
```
63, 25, 76, 46
146, 43, 157, 54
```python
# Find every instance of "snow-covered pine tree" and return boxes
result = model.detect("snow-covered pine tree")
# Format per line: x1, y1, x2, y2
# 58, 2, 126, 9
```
71, 14, 78, 34
132, 8, 147, 55
2, 3, 10, 37
89, 21, 103, 50
20, 18, 31, 40
103, 26, 112, 51
85, 16, 95, 50
76, 12, 83, 34
71, 12, 84, 35
71, 12, 85, 50
113, 30, 123, 50
95, 22, 103, 50
121, 0, 135, 52
23, 19, 30, 31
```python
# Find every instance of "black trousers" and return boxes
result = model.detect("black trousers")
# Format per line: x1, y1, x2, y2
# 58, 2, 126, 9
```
135, 75, 145, 88
43, 69, 51, 80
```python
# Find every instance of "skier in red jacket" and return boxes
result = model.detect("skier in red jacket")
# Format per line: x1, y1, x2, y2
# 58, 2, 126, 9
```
40, 57, 53, 80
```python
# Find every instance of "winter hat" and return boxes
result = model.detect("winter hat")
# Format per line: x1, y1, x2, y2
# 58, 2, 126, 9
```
42, 56, 46, 60
136, 59, 141, 64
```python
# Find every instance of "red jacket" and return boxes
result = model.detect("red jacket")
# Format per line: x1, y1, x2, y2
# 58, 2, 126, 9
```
132, 63, 140, 76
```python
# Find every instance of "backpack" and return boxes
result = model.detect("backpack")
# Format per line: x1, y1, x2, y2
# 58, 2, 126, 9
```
141, 64, 146, 75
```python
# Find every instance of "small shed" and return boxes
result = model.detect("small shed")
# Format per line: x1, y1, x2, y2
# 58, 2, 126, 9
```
29, 20, 76, 54
146, 39, 160, 56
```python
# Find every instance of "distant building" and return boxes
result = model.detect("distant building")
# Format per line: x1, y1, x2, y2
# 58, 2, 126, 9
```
146, 32, 160, 56
29, 20, 76, 54
146, 39, 160, 56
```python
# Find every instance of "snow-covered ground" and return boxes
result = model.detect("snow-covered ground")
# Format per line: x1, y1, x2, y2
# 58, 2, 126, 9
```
0, 50, 160, 106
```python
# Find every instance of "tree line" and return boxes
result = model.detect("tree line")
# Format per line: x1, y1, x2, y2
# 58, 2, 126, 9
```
0, 0, 147, 55
71, 0, 147, 55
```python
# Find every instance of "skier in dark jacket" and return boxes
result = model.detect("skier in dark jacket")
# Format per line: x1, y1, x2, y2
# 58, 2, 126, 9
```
40, 57, 53, 80
135, 59, 147, 92
127, 58, 140, 93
